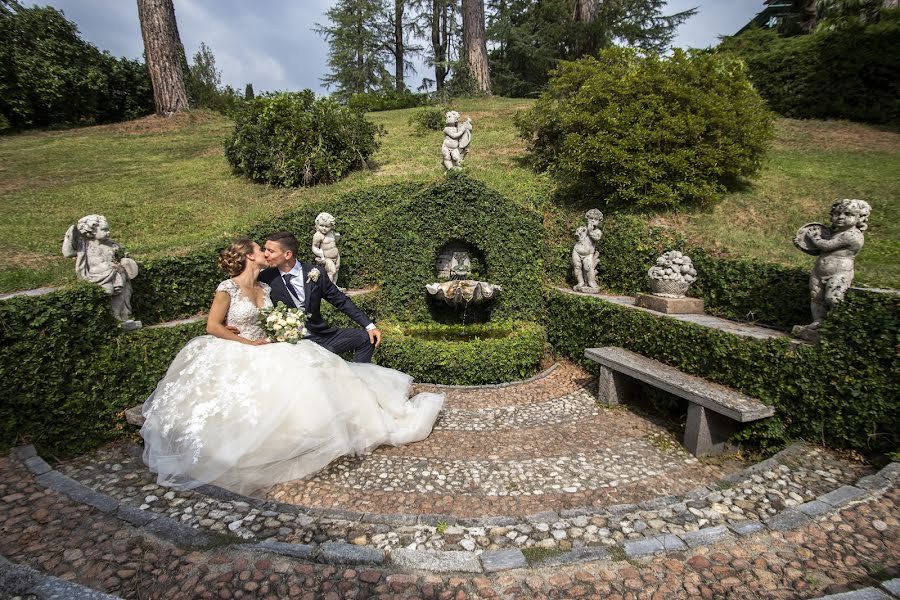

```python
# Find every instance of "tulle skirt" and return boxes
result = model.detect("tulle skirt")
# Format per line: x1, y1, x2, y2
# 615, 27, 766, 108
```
140, 336, 444, 495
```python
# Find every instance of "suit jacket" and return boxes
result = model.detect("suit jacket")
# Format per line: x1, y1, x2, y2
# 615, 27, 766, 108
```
258, 263, 372, 336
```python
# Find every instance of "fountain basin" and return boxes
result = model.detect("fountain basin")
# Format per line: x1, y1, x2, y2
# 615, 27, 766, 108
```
425, 280, 501, 306
376, 321, 546, 385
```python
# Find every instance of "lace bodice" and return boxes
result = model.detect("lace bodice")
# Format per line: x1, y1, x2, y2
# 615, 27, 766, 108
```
215, 279, 272, 341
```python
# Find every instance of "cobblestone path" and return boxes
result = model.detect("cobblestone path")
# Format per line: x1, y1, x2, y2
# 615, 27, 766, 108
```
2, 453, 898, 599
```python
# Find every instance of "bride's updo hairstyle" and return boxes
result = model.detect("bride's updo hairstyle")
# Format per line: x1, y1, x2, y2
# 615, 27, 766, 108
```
218, 238, 255, 277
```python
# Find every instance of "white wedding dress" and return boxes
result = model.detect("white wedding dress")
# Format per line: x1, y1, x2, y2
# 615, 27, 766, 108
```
140, 279, 444, 495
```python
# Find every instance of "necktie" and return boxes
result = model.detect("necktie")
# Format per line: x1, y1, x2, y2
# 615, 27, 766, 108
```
282, 273, 303, 306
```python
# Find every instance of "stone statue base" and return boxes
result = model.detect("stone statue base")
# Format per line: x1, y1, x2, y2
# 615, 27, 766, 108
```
573, 285, 600, 294
122, 319, 143, 331
791, 324, 820, 343
635, 294, 704, 315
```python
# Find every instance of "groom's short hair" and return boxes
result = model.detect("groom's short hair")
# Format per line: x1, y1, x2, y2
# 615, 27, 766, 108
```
266, 231, 299, 258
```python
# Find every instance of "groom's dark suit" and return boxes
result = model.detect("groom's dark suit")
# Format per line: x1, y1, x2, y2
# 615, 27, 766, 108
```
259, 262, 375, 363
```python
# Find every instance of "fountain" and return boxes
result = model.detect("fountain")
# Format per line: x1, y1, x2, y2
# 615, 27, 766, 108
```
425, 244, 502, 307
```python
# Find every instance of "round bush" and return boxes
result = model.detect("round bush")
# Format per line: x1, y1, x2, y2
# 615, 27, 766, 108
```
516, 47, 775, 209
224, 91, 383, 187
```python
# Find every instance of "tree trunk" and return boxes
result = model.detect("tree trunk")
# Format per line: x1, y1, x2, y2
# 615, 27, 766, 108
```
573, 0, 596, 22
395, 0, 405, 91
433, 0, 447, 91
462, 0, 490, 93
798, 0, 817, 32
137, 0, 188, 116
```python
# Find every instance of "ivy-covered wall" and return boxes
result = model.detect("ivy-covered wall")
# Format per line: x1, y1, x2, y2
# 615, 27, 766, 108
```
547, 288, 899, 455
379, 172, 545, 322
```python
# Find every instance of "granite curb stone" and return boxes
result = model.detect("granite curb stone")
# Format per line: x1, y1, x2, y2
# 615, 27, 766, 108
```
765, 508, 811, 531
623, 534, 686, 558
819, 485, 868, 507
797, 499, 833, 518
809, 588, 891, 600
678, 525, 730, 548
480, 549, 527, 572
728, 521, 766, 537
1, 554, 123, 600
24, 456, 52, 475
320, 542, 385, 565
390, 549, 482, 573
34, 471, 118, 513
532, 546, 612, 568
116, 504, 159, 527
881, 579, 900, 595
143, 515, 220, 548
256, 540, 317, 560
11, 445, 37, 461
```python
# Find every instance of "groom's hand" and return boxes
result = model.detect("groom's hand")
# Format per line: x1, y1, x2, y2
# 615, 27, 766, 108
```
368, 328, 382, 348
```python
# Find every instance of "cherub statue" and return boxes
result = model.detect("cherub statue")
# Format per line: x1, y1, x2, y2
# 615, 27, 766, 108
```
62, 214, 141, 329
442, 110, 473, 170
792, 198, 871, 340
312, 212, 341, 286
572, 209, 603, 293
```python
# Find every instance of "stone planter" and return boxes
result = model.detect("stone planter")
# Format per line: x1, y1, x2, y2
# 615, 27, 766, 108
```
649, 279, 691, 298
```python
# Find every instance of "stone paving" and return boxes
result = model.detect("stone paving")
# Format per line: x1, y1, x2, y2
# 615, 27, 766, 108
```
1, 451, 898, 599
2, 359, 897, 599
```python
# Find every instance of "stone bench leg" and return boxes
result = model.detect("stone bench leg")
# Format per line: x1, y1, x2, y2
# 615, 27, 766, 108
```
683, 403, 738, 457
597, 365, 639, 406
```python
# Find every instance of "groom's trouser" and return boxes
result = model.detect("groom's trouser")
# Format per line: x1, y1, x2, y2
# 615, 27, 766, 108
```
309, 328, 374, 363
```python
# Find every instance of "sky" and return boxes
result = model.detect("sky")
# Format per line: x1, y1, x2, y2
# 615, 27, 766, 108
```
24, 0, 763, 95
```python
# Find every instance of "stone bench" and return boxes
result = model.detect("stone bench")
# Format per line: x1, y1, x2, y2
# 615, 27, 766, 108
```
585, 347, 774, 457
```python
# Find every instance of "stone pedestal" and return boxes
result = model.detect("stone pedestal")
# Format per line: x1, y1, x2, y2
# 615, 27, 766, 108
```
597, 365, 639, 406
791, 324, 821, 343
635, 294, 704, 315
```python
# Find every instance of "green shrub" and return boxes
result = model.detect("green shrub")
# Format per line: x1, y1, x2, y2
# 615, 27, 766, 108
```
347, 90, 428, 112
0, 285, 203, 457
409, 105, 448, 132
224, 91, 384, 187
0, 4, 153, 128
719, 21, 900, 124
547, 288, 899, 455
516, 47, 775, 209
376, 321, 547, 385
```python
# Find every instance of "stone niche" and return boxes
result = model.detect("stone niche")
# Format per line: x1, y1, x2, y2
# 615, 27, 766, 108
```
435, 241, 484, 280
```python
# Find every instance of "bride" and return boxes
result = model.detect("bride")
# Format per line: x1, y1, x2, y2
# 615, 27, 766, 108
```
140, 238, 444, 495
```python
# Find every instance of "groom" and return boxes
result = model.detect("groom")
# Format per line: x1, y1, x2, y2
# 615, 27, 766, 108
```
259, 231, 381, 363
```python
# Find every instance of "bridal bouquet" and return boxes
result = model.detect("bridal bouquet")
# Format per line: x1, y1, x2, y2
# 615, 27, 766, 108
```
258, 302, 309, 343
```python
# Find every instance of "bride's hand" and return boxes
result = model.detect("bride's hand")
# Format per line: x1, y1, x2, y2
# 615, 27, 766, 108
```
248, 339, 270, 346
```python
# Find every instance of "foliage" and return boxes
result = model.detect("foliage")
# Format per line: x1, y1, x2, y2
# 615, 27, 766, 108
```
0, 284, 203, 457
244, 83, 255, 100
379, 172, 545, 322
718, 20, 900, 124
547, 288, 899, 455
408, 105, 448, 131
486, 0, 696, 97
184, 42, 246, 116
516, 48, 775, 209
224, 91, 384, 187
315, 0, 395, 101
0, 3, 154, 128
545, 213, 811, 328
376, 321, 546, 384
347, 89, 428, 112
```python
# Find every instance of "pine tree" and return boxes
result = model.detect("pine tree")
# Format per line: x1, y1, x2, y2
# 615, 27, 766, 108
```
462, 0, 491, 93
244, 83, 254, 100
137, 0, 189, 115
315, 0, 395, 100
410, 0, 459, 91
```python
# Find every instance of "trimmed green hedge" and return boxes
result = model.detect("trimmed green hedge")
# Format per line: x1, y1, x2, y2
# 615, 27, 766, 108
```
376, 321, 546, 385
545, 213, 810, 329
380, 172, 545, 322
547, 288, 899, 455
719, 21, 900, 124
0, 285, 203, 458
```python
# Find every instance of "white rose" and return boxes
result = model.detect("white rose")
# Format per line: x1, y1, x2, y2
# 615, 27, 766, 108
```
307, 268, 320, 283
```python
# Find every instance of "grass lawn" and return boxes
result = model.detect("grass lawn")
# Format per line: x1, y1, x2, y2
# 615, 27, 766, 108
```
0, 101, 896, 292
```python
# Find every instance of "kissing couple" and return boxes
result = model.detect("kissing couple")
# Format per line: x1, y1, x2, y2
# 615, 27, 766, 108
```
140, 232, 444, 495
